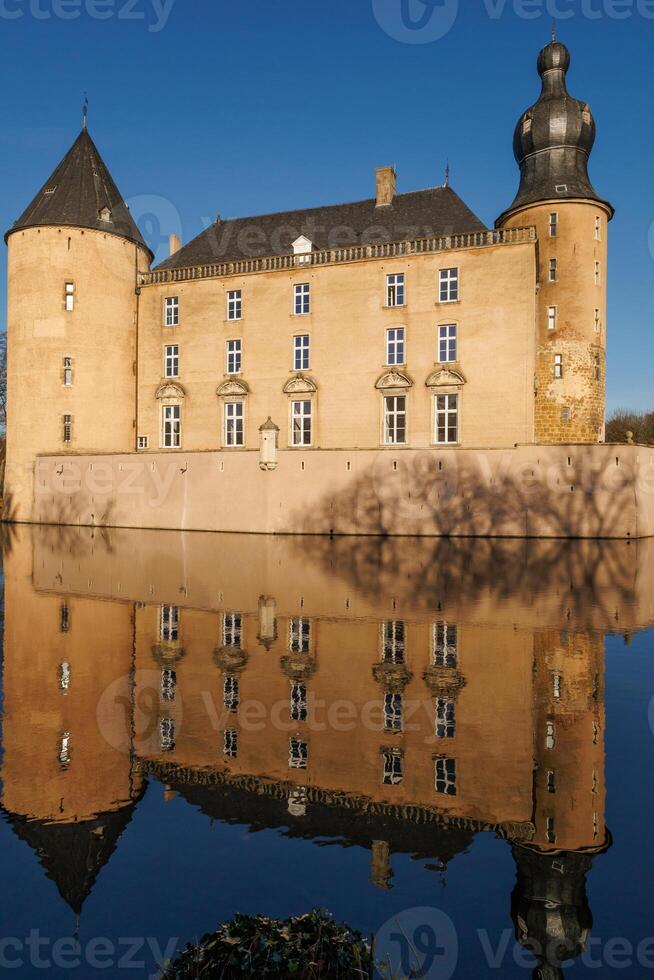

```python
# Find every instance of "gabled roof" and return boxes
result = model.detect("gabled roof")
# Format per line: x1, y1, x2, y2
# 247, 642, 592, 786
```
155, 185, 488, 271
5, 128, 153, 258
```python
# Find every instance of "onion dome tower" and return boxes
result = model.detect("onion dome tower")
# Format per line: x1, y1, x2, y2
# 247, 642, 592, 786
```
497, 37, 613, 445
3, 123, 153, 522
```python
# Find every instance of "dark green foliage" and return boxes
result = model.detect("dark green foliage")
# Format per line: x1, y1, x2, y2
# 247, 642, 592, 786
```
605, 410, 654, 445
160, 909, 372, 979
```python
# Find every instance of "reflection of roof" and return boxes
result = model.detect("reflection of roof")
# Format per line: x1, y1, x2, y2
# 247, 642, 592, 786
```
1, 799, 141, 915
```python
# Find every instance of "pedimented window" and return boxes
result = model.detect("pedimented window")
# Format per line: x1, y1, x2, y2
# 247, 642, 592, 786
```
155, 382, 186, 403
425, 368, 466, 388
375, 370, 413, 391
283, 374, 318, 395
217, 379, 250, 397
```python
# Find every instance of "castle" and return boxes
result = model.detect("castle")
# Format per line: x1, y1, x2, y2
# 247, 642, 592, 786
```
4, 38, 653, 538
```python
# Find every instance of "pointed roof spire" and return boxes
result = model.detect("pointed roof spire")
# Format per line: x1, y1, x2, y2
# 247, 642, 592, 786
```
5, 128, 153, 258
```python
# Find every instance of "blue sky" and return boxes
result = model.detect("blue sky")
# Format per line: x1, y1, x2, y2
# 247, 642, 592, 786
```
0, 0, 652, 411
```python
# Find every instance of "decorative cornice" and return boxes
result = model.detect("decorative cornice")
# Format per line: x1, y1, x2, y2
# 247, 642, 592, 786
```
375, 370, 414, 390
155, 382, 186, 401
425, 368, 466, 388
283, 374, 318, 395
217, 379, 249, 397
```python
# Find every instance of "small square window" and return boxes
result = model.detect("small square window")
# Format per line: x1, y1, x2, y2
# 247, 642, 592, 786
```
294, 283, 310, 315
164, 296, 179, 327
137, 435, 149, 450
439, 268, 459, 303
227, 290, 242, 320
386, 273, 405, 307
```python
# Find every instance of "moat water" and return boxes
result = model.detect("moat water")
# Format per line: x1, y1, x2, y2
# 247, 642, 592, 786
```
0, 525, 653, 979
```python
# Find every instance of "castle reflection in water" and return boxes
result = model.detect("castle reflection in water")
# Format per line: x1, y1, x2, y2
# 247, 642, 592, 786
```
1, 526, 653, 976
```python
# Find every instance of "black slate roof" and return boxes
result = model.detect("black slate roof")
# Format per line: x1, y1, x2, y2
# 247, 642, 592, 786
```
5, 128, 153, 257
156, 185, 488, 271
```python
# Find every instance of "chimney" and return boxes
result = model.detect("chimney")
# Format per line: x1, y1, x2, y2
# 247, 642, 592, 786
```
169, 233, 181, 256
376, 166, 396, 207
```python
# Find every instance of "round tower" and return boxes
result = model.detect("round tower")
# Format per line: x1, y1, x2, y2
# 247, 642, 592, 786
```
3, 126, 153, 521
497, 38, 613, 445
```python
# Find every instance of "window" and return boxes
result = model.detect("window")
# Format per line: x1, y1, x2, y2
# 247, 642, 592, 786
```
290, 682, 308, 722
289, 737, 308, 769
561, 407, 571, 422
546, 721, 556, 749
434, 622, 457, 667
549, 258, 557, 282
382, 621, 405, 664
594, 309, 601, 333
162, 404, 181, 448
594, 353, 601, 382
386, 327, 405, 366
434, 394, 459, 445
439, 268, 459, 303
160, 717, 175, 753
547, 770, 556, 794
382, 749, 403, 786
63, 356, 73, 386
386, 273, 405, 307
59, 732, 72, 768
546, 817, 557, 844
62, 414, 73, 444
595, 216, 601, 241
164, 344, 179, 378
224, 728, 238, 758
436, 698, 456, 739
59, 661, 71, 692
553, 673, 562, 700
289, 617, 311, 653
384, 395, 406, 445
554, 354, 563, 379
438, 324, 457, 363
223, 613, 242, 648
294, 334, 310, 371
160, 605, 179, 643
60, 602, 70, 634
227, 289, 242, 320
161, 668, 176, 703
224, 674, 239, 712
547, 306, 557, 331
224, 401, 244, 447
548, 212, 558, 237
137, 436, 149, 450
164, 296, 179, 326
594, 261, 601, 285
435, 757, 457, 796
65, 282, 75, 311
384, 692, 403, 733
294, 283, 310, 315
291, 400, 312, 446
226, 339, 242, 374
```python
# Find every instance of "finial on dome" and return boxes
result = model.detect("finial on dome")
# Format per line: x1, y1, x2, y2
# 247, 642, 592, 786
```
551, 18, 557, 42
82, 94, 88, 130
444, 160, 450, 188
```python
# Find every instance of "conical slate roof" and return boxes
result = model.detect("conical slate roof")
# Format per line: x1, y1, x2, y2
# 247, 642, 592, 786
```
5, 128, 153, 257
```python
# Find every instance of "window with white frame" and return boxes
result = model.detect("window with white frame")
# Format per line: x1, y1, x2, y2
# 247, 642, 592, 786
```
549, 258, 557, 282
59, 732, 72, 768
294, 334, 310, 371
289, 617, 311, 653
226, 339, 242, 374
289, 736, 308, 769
436, 698, 456, 739
434, 393, 459, 445
384, 692, 403, 733
224, 674, 239, 712
161, 668, 176, 704
63, 414, 73, 444
227, 289, 242, 320
438, 324, 457, 363
546, 721, 556, 749
224, 728, 238, 758
384, 395, 406, 445
553, 673, 562, 700
162, 404, 181, 448
554, 354, 563, 379
547, 306, 557, 331
160, 716, 175, 753
164, 344, 179, 378
435, 757, 457, 795
160, 605, 179, 643
59, 661, 71, 692
60, 602, 70, 634
137, 436, 149, 450
434, 622, 457, 667
382, 749, 403, 786
223, 612, 242, 648
224, 401, 244, 447
63, 356, 73, 386
386, 327, 405, 366
291, 400, 312, 446
164, 296, 179, 326
439, 268, 459, 303
549, 212, 558, 237
386, 273, 405, 307
65, 282, 75, 311
294, 283, 311, 315
290, 682, 308, 722
381, 621, 405, 664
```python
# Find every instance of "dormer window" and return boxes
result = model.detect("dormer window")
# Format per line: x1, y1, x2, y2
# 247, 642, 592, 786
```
292, 236, 313, 265
99, 207, 111, 222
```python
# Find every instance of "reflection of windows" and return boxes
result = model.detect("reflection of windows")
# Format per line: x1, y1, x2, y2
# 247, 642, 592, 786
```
224, 675, 239, 712
546, 721, 556, 749
59, 732, 71, 768
289, 617, 311, 653
161, 668, 176, 703
546, 817, 556, 844
553, 673, 562, 700
289, 737, 308, 769
435, 698, 456, 738
433, 623, 457, 667
224, 728, 238, 758
381, 621, 405, 664
290, 682, 308, 722
60, 602, 70, 633
160, 605, 179, 643
384, 692, 403, 733
382, 749, 403, 786
547, 770, 556, 794
59, 661, 71, 692
435, 757, 456, 796
592, 720, 600, 745
160, 717, 175, 753
223, 613, 242, 648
